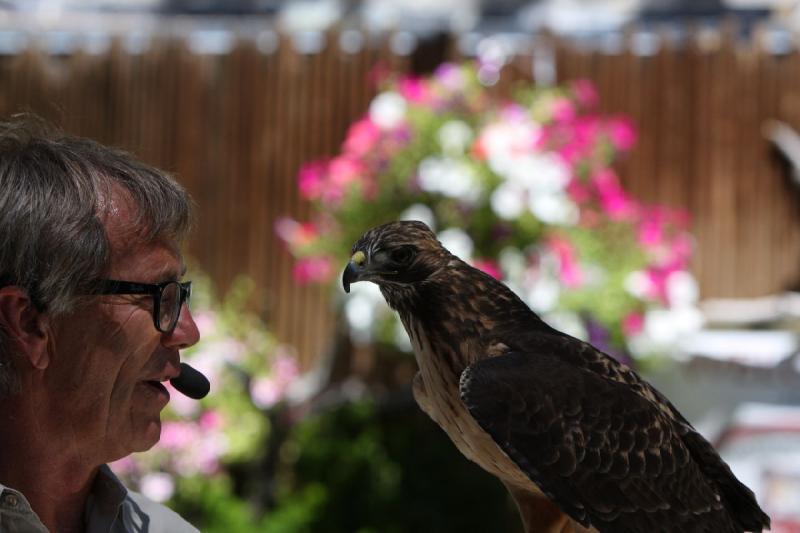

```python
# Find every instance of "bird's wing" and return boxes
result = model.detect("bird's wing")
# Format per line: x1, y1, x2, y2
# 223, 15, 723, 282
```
459, 340, 739, 533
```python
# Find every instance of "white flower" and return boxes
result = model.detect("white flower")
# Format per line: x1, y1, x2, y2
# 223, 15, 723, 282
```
481, 120, 542, 179
628, 306, 705, 357
666, 270, 699, 307
417, 156, 480, 203
624, 270, 651, 299
437, 120, 473, 155
506, 153, 570, 194
498, 247, 527, 282
399, 203, 436, 230
140, 472, 175, 503
528, 193, 579, 225
526, 276, 561, 313
437, 227, 474, 260
490, 182, 526, 220
369, 91, 406, 130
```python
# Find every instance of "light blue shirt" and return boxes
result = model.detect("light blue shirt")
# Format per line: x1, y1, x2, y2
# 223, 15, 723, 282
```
0, 465, 199, 532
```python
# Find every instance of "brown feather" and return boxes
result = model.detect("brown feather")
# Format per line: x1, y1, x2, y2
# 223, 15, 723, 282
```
346, 221, 770, 533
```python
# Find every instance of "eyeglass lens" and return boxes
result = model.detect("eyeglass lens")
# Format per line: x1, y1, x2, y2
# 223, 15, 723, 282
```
159, 282, 181, 331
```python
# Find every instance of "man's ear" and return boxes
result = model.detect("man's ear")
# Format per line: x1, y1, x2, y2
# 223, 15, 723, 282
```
0, 286, 50, 370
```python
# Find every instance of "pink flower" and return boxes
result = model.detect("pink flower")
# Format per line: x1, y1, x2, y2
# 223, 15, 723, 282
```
593, 168, 636, 220
551, 97, 576, 122
622, 312, 644, 336
195, 437, 226, 475
549, 117, 599, 164
572, 79, 598, 108
192, 310, 218, 338
566, 179, 591, 204
398, 76, 429, 103
298, 161, 327, 200
199, 410, 223, 431
109, 456, 138, 476
323, 155, 364, 204
638, 213, 664, 248
433, 63, 464, 91
160, 421, 196, 450
272, 349, 300, 385
343, 118, 381, 157
472, 258, 502, 279
275, 218, 319, 249
549, 237, 583, 288
645, 266, 679, 304
669, 233, 693, 266
292, 255, 334, 283
250, 376, 281, 409
607, 118, 637, 151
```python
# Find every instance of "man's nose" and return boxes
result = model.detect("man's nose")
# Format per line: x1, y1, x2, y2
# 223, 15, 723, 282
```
163, 303, 200, 349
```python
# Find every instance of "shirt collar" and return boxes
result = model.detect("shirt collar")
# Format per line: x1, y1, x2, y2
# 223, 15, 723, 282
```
83, 465, 129, 529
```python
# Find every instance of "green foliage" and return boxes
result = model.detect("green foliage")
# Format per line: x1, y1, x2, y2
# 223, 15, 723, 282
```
264, 399, 522, 533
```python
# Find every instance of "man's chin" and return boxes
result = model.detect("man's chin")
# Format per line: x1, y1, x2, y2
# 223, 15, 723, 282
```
130, 418, 163, 453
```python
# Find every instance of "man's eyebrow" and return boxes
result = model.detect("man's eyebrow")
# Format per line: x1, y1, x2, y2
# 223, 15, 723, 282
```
154, 261, 187, 283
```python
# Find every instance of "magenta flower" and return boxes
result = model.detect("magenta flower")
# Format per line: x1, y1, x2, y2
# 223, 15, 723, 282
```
607, 118, 637, 151
325, 155, 365, 203
551, 97, 576, 122
566, 179, 591, 204
549, 237, 583, 288
622, 312, 644, 336
593, 168, 636, 220
572, 79, 599, 108
638, 212, 664, 248
298, 161, 327, 200
398, 76, 429, 104
292, 255, 334, 284
472, 258, 502, 279
645, 266, 677, 304
344, 118, 381, 157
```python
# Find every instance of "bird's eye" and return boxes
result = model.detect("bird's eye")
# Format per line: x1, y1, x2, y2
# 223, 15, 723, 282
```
390, 247, 415, 265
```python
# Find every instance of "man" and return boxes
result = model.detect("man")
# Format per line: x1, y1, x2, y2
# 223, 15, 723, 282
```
0, 117, 201, 532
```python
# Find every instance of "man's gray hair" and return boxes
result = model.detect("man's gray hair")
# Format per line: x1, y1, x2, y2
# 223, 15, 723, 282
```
0, 116, 193, 397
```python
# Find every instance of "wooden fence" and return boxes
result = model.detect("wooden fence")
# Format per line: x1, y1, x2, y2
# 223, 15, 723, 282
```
1, 25, 798, 367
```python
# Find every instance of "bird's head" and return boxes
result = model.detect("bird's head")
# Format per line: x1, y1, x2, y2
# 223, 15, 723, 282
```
342, 220, 450, 293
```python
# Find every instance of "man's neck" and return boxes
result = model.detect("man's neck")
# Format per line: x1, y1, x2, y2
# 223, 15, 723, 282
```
0, 395, 98, 533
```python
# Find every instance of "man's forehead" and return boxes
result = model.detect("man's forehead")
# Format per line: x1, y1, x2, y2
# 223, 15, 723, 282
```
109, 241, 186, 281
100, 185, 186, 280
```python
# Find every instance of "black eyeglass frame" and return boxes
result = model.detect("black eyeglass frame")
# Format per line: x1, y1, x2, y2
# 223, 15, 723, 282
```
94, 279, 192, 333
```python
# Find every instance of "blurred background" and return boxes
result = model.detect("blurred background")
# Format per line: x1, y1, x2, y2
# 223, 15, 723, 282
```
4, 0, 800, 531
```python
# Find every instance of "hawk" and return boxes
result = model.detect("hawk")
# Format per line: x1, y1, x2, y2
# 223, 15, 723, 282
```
342, 221, 770, 533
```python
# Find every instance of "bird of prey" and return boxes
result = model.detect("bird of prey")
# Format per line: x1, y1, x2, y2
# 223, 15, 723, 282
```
342, 221, 770, 533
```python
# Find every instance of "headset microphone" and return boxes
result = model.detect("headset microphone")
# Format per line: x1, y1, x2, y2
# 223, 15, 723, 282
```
170, 363, 210, 400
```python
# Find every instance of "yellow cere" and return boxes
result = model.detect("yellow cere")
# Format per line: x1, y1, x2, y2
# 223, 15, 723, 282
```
351, 250, 366, 265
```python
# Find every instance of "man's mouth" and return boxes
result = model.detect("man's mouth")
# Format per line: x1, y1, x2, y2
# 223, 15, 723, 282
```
143, 379, 170, 399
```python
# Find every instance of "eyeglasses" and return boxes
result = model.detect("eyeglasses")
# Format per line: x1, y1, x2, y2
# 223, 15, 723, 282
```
94, 279, 192, 333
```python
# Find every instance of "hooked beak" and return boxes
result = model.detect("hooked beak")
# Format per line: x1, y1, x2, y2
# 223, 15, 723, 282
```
342, 250, 367, 293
